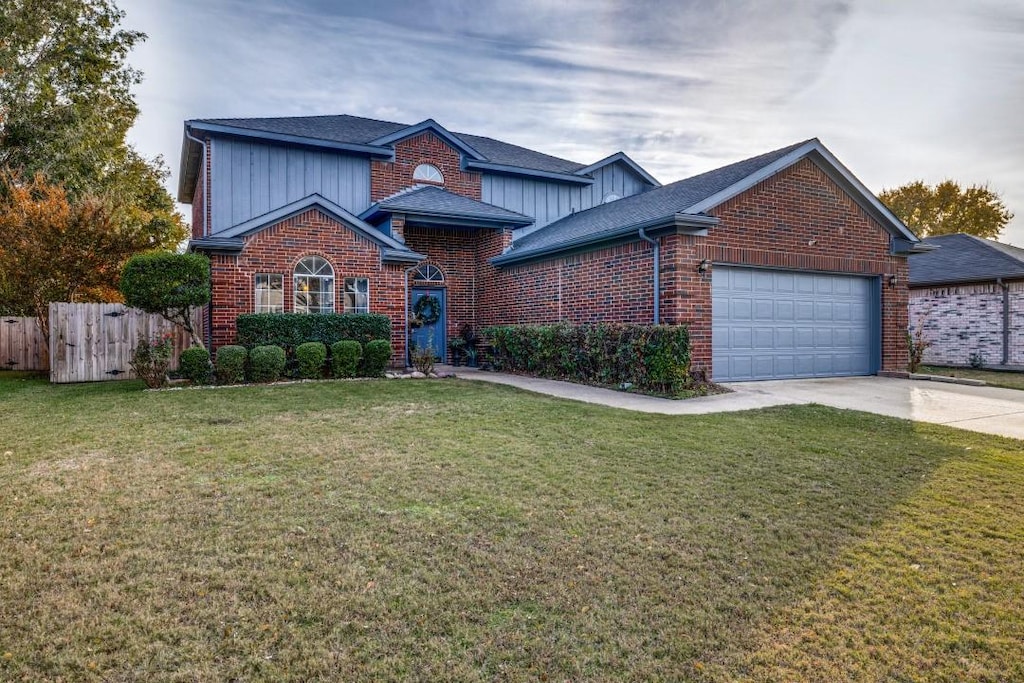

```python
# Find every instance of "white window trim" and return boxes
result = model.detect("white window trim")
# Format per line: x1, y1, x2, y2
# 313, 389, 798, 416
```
343, 276, 370, 314
254, 273, 284, 313
294, 256, 335, 314
413, 163, 444, 184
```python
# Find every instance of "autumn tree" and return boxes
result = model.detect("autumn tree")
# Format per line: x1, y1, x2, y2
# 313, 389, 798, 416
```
0, 172, 155, 340
879, 180, 1013, 239
0, 0, 186, 248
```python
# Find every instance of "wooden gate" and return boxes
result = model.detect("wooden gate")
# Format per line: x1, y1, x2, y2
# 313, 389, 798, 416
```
0, 316, 48, 371
48, 303, 199, 383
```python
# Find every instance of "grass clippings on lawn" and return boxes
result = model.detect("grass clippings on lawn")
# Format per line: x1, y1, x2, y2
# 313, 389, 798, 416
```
0, 373, 1022, 681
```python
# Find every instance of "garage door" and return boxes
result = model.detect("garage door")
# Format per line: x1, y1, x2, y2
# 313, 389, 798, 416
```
712, 267, 877, 382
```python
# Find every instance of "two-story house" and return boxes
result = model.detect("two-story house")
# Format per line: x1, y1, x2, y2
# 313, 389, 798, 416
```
179, 114, 923, 381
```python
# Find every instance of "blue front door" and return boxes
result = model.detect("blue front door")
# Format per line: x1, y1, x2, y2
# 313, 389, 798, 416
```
410, 288, 446, 362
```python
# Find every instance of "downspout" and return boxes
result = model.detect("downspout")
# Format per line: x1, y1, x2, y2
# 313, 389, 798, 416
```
404, 261, 425, 367
185, 127, 214, 349
638, 228, 660, 324
998, 278, 1010, 366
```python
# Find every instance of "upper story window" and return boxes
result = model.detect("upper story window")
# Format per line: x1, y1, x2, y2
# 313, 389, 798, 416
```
602, 192, 621, 204
413, 163, 444, 184
294, 256, 334, 314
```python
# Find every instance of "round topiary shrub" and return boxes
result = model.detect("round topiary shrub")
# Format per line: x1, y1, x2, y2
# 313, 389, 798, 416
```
215, 345, 247, 385
296, 341, 327, 379
249, 345, 286, 383
361, 339, 392, 377
179, 346, 212, 385
331, 340, 362, 378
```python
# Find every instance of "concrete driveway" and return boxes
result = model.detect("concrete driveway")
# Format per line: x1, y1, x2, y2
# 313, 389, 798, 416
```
724, 376, 1024, 440
455, 370, 1024, 440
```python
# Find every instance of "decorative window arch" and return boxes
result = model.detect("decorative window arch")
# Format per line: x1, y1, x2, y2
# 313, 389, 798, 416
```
413, 163, 444, 184
294, 256, 335, 313
412, 263, 445, 283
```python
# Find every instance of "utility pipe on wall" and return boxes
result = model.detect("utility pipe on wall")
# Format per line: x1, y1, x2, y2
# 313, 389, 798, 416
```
998, 278, 1010, 366
638, 228, 660, 325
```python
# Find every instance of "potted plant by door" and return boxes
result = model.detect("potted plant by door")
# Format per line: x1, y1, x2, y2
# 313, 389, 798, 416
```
448, 337, 466, 366
459, 324, 481, 368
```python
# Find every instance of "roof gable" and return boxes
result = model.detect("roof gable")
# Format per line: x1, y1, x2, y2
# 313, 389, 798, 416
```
368, 119, 486, 161
195, 194, 424, 263
574, 152, 661, 187
360, 185, 533, 227
909, 233, 1024, 286
495, 139, 919, 265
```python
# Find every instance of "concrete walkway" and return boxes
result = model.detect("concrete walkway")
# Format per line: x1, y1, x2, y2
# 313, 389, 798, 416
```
450, 368, 1024, 440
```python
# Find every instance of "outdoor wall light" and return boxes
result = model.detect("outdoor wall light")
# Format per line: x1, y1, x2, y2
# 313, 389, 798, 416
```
887, 274, 898, 288
697, 259, 711, 275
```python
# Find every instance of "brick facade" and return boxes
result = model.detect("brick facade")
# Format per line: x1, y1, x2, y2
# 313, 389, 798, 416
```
196, 133, 911, 377
482, 159, 909, 374
371, 132, 482, 202
910, 281, 1023, 367
208, 209, 409, 361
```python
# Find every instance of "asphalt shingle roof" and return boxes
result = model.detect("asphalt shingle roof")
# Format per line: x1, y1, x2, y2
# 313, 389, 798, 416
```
196, 114, 586, 176
909, 233, 1024, 286
506, 139, 812, 259
372, 185, 532, 224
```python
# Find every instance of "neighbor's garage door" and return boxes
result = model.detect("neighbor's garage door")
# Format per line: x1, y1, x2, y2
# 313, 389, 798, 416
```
712, 266, 876, 382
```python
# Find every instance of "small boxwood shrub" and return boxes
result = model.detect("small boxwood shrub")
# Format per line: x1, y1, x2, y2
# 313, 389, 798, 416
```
361, 339, 392, 377
249, 345, 286, 383
331, 340, 362, 378
295, 342, 327, 379
484, 323, 692, 396
236, 313, 391, 349
179, 346, 213, 385
215, 345, 247, 385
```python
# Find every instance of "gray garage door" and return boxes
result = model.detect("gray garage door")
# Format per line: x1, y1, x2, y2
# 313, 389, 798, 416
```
712, 266, 877, 382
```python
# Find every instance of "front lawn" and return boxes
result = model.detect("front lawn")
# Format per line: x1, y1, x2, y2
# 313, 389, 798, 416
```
918, 364, 1024, 391
1, 374, 1021, 681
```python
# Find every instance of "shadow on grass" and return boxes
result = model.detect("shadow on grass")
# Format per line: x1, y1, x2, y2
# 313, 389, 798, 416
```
1, 375, 1020, 680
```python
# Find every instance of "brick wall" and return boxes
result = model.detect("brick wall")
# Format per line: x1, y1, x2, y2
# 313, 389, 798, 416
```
371, 131, 482, 202
207, 208, 409, 363
486, 158, 910, 375
910, 280, 1023, 366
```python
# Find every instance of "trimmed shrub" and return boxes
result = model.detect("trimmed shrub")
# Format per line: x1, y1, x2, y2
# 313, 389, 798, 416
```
295, 341, 327, 379
484, 323, 692, 396
130, 333, 173, 389
236, 313, 390, 349
120, 252, 210, 348
179, 346, 213, 385
249, 345, 286, 383
362, 339, 392, 377
331, 340, 362, 378
215, 345, 247, 385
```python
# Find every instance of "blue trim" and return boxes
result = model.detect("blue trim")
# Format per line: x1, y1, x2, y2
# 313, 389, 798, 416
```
464, 160, 595, 185
492, 213, 718, 266
188, 237, 244, 254
186, 121, 394, 157
870, 275, 882, 375
574, 152, 661, 187
368, 119, 486, 160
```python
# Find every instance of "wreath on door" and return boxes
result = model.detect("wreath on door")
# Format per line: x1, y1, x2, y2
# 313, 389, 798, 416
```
412, 294, 441, 327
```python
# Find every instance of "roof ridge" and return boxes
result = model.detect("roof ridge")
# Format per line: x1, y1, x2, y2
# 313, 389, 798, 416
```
961, 233, 1024, 266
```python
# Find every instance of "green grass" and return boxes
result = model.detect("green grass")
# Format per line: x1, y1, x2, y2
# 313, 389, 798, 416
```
1, 374, 1022, 681
918, 365, 1024, 391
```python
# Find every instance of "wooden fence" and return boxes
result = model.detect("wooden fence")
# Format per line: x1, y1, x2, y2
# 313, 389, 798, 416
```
0, 316, 48, 371
48, 303, 200, 384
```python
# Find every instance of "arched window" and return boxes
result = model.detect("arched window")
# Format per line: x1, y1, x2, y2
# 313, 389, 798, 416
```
412, 264, 445, 283
602, 192, 621, 204
413, 163, 444, 184
294, 256, 334, 313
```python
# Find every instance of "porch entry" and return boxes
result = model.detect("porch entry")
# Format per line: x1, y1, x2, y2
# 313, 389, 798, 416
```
410, 287, 446, 362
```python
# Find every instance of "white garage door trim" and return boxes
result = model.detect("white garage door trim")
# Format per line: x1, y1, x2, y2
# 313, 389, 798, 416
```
712, 266, 880, 382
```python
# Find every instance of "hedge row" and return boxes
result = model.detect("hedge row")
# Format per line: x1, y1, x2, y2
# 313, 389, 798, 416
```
484, 323, 692, 396
236, 313, 391, 349
204, 340, 392, 384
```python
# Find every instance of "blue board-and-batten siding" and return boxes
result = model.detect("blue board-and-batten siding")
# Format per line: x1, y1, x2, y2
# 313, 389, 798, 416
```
210, 137, 371, 234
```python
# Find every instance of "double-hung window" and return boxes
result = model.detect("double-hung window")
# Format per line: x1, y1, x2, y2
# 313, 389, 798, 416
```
344, 277, 369, 313
254, 274, 284, 313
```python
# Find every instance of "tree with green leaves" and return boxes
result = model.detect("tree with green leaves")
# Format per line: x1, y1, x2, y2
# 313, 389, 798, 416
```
120, 252, 210, 349
879, 180, 1013, 240
0, 0, 186, 248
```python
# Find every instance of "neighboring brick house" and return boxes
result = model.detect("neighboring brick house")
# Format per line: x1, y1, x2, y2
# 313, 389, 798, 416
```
908, 233, 1024, 367
179, 114, 924, 381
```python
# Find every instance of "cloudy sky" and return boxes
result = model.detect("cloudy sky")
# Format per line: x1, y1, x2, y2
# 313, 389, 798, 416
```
119, 0, 1024, 245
